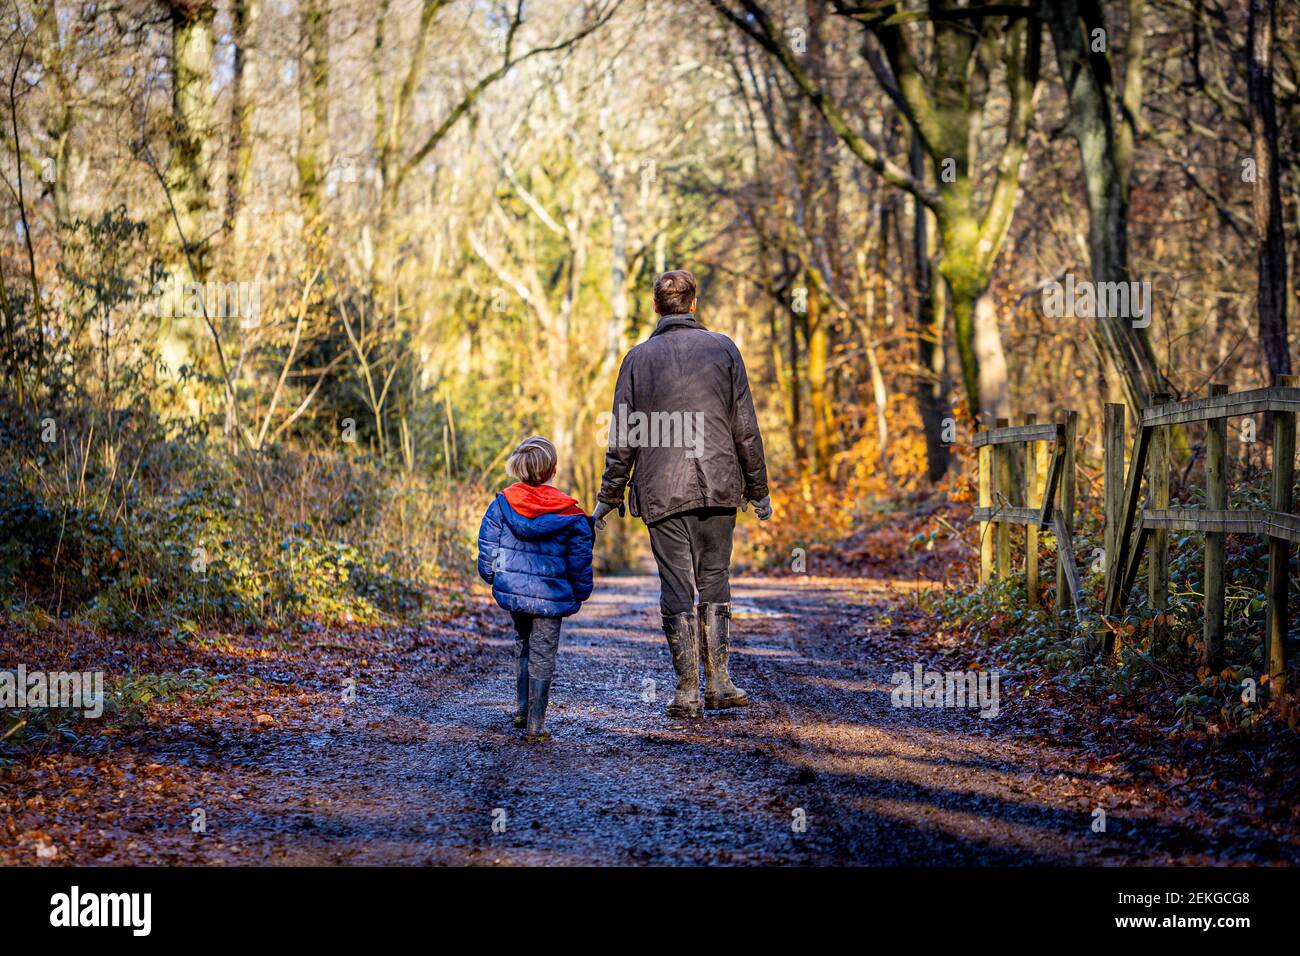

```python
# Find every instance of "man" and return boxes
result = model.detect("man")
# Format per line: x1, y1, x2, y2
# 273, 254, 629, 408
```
593, 270, 771, 719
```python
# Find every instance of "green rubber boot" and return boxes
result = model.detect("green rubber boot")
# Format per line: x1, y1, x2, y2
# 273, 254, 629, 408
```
699, 603, 750, 710
525, 676, 552, 742
663, 611, 704, 719
513, 655, 529, 728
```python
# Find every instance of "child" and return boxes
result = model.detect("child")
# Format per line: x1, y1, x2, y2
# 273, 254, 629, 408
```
477, 436, 594, 742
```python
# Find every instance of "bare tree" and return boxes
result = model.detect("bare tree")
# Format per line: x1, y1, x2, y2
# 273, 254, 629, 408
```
708, 0, 1041, 424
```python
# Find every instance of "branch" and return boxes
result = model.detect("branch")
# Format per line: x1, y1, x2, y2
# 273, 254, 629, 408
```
394, 0, 621, 190
846, 3, 1038, 29
468, 225, 539, 310
707, 0, 938, 206
501, 159, 567, 237
836, 0, 945, 153
255, 267, 321, 449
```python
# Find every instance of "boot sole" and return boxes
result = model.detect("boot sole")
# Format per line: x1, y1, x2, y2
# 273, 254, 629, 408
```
705, 695, 750, 710
665, 705, 704, 719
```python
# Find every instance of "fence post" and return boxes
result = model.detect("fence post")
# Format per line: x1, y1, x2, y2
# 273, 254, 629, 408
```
1103, 403, 1126, 597
1025, 414, 1045, 606
1204, 383, 1228, 666
1056, 411, 1078, 633
1266, 374, 1298, 703
978, 434, 992, 585
1147, 393, 1171, 648
995, 417, 1011, 581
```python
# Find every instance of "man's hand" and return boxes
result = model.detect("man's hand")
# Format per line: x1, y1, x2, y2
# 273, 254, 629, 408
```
592, 501, 617, 530
747, 495, 772, 521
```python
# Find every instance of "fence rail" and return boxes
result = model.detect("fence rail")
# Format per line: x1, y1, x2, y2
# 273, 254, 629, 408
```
975, 411, 1081, 623
968, 377, 1300, 707
1106, 377, 1299, 699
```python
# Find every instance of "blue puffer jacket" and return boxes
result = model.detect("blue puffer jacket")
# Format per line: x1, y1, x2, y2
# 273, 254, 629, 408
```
477, 483, 595, 618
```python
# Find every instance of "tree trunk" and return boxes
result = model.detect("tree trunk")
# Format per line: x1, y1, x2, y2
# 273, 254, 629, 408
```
225, 0, 257, 237
1247, 0, 1291, 391
37, 2, 74, 232
939, 209, 1011, 424
168, 0, 216, 277
973, 289, 1010, 421
806, 278, 835, 480
911, 135, 952, 481
858, 317, 893, 483
298, 0, 330, 237
768, 305, 803, 467
787, 304, 806, 470
608, 192, 629, 365
1043, 0, 1165, 413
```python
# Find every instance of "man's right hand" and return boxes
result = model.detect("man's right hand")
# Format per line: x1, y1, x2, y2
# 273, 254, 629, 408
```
592, 501, 617, 530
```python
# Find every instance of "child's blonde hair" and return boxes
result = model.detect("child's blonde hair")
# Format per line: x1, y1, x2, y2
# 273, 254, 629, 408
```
506, 436, 558, 486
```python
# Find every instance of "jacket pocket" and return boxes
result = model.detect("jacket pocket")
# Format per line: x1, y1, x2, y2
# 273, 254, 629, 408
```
629, 482, 642, 518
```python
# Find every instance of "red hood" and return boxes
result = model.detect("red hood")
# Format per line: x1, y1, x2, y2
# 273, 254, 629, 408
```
501, 482, 584, 518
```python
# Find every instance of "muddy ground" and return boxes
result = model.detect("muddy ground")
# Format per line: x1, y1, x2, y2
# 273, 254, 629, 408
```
3, 574, 1296, 865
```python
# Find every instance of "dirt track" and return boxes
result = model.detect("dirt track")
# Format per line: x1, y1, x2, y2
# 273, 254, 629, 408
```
9, 573, 1291, 866
141, 576, 1258, 865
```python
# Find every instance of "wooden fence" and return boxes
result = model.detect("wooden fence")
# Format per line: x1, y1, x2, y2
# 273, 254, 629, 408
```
973, 411, 1083, 623
1105, 377, 1300, 698
970, 378, 1300, 703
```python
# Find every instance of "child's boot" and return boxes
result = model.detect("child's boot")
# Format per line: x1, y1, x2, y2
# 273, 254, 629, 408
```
662, 611, 704, 718
513, 654, 529, 728
525, 677, 552, 742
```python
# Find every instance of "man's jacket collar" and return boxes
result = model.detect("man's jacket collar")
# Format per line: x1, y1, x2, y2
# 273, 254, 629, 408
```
650, 313, 703, 337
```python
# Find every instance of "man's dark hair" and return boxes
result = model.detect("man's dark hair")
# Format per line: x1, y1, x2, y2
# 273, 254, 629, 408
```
653, 270, 697, 315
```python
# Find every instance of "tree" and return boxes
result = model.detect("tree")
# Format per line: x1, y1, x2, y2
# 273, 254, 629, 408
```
225, 0, 258, 234
1041, 0, 1164, 412
166, 0, 217, 277
708, 0, 1041, 424
1246, 0, 1291, 390
297, 0, 329, 236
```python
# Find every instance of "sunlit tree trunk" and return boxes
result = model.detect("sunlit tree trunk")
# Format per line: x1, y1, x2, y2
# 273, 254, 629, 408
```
32, 2, 74, 232
225, 0, 258, 236
806, 275, 835, 479
765, 299, 803, 467
298, 0, 330, 237
608, 196, 629, 366
858, 229, 894, 481
167, 0, 216, 277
